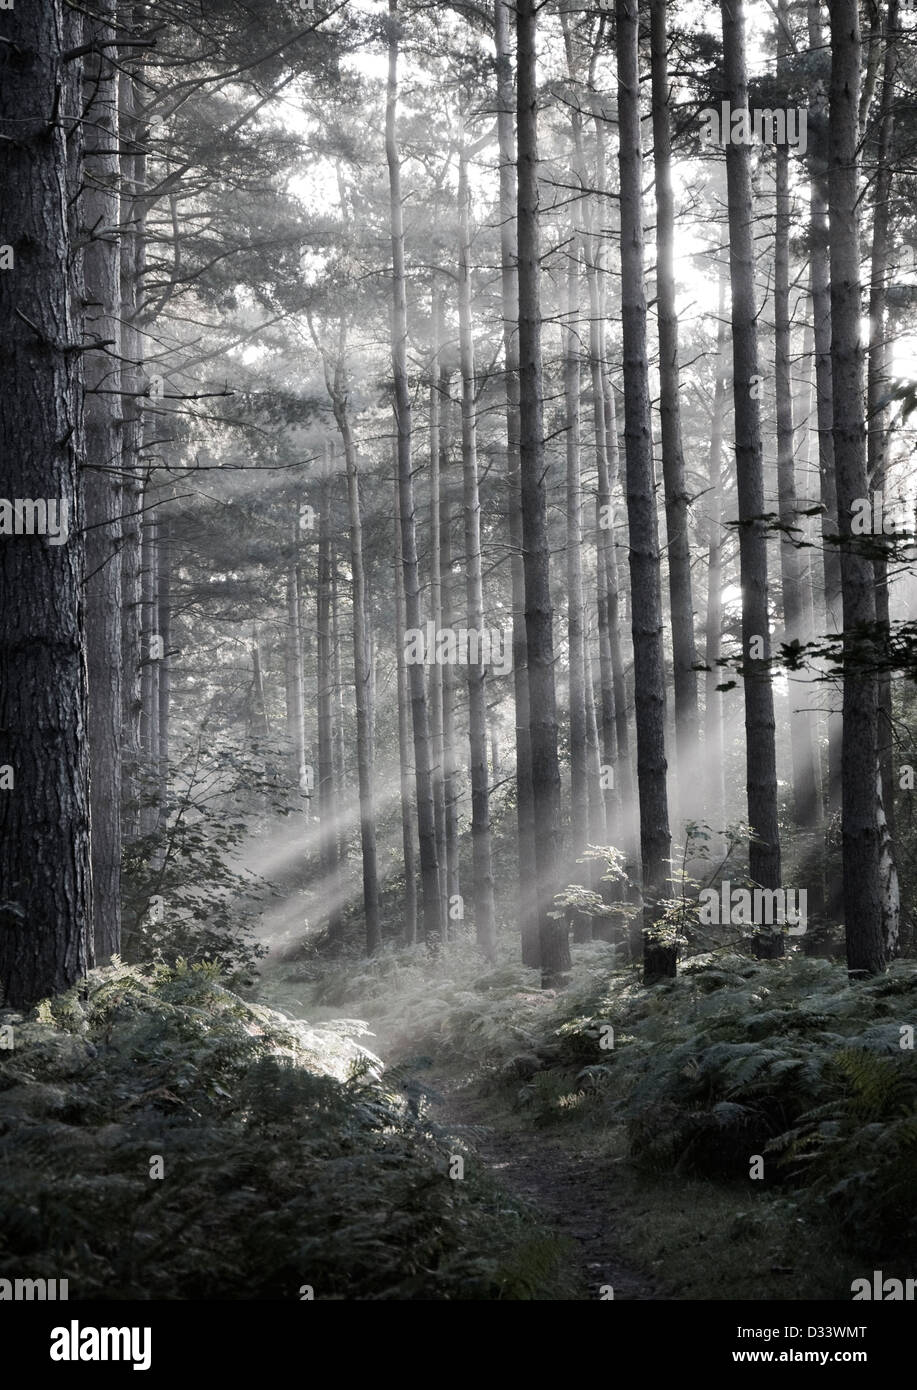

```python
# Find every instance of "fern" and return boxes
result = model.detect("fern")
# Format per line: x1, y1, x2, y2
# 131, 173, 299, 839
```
0, 960, 568, 1299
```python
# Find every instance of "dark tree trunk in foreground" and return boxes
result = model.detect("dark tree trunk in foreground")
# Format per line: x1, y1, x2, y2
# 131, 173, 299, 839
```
829, 0, 886, 976
616, 0, 675, 982
0, 0, 93, 1006
517, 0, 569, 985
720, 0, 782, 955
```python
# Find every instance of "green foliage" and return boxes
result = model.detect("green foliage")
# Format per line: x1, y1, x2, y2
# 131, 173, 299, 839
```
492, 1235, 578, 1299
515, 1070, 587, 1125
615, 957, 917, 1262
318, 940, 917, 1268
122, 739, 299, 978
766, 1046, 917, 1259
654, 821, 767, 954
550, 846, 635, 921
0, 962, 569, 1299
305, 938, 625, 1068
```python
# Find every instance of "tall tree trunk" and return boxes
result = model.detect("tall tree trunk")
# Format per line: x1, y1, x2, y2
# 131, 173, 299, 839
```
366, 600, 376, 753
829, 0, 886, 977
285, 535, 307, 793
491, 719, 501, 777
720, 0, 782, 958
615, 0, 675, 983
250, 624, 269, 740
584, 72, 633, 855
495, 0, 539, 966
867, 0, 900, 955
458, 148, 497, 959
601, 373, 636, 858
595, 503, 619, 839
517, 0, 569, 986
157, 518, 171, 821
588, 244, 627, 851
331, 556, 348, 901
796, 313, 828, 943
429, 288, 447, 933
387, 0, 441, 948
704, 302, 728, 835
317, 455, 343, 946
140, 513, 160, 835
394, 473, 418, 946
807, 0, 843, 829
0, 0, 93, 1005
774, 5, 820, 835
584, 626, 607, 848
558, 17, 591, 871
650, 0, 699, 826
439, 373, 462, 929
82, 0, 123, 962
565, 255, 588, 863
858, 0, 883, 137
118, 61, 146, 847
335, 414, 382, 955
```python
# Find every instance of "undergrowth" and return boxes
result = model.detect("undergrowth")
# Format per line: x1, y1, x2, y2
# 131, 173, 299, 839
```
281, 939, 917, 1287
0, 960, 574, 1299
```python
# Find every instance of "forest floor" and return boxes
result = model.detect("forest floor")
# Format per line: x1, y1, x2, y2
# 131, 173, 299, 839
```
254, 926, 912, 1301
423, 1067, 661, 1300
9, 890, 910, 1301
254, 924, 658, 1298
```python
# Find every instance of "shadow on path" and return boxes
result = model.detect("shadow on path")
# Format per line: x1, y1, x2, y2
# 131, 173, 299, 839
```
429, 1073, 663, 1301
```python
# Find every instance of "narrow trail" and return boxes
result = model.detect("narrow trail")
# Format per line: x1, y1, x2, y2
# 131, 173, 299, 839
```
253, 912, 661, 1301
428, 1073, 662, 1301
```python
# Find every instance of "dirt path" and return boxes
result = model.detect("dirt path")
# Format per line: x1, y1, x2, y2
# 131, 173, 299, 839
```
253, 953, 662, 1301
428, 1074, 661, 1301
